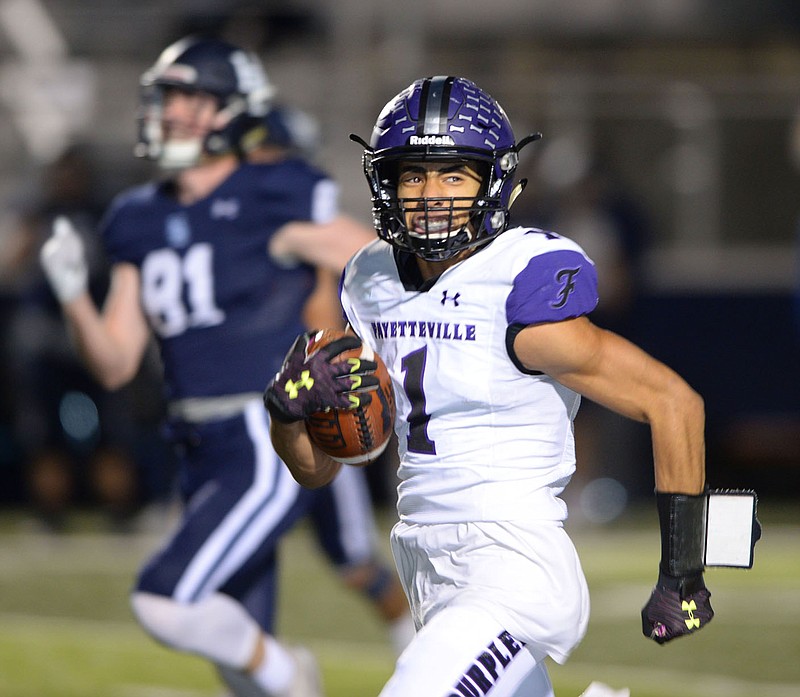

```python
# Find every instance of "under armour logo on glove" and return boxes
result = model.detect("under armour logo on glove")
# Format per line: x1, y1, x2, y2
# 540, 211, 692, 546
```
641, 572, 714, 644
284, 370, 315, 399
681, 599, 701, 629
264, 331, 378, 424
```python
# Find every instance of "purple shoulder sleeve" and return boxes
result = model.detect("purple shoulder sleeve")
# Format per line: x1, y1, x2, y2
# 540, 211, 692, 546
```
506, 249, 599, 326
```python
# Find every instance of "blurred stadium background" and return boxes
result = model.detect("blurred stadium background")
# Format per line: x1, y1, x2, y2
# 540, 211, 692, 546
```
0, 1, 798, 695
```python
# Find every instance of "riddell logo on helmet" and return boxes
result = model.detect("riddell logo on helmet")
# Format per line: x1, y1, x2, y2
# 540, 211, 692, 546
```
409, 135, 455, 146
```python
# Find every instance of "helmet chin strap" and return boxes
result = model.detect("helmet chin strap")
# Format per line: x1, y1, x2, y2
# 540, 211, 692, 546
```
508, 179, 528, 209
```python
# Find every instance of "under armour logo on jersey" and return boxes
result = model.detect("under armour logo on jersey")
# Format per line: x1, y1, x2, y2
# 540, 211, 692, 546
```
551, 268, 581, 309
441, 290, 461, 306
211, 198, 240, 220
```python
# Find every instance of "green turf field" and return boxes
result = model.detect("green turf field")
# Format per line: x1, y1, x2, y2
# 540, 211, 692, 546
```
0, 501, 797, 697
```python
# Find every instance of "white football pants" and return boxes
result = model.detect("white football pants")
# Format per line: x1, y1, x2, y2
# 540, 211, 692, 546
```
379, 604, 554, 697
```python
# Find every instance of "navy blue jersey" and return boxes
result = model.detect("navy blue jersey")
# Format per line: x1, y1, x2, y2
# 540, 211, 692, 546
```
101, 159, 334, 400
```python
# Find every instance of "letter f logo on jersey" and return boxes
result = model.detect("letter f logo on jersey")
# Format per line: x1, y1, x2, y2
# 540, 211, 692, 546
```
285, 370, 314, 399
551, 268, 580, 309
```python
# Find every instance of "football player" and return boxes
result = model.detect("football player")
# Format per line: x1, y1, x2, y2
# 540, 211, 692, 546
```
40, 35, 412, 697
265, 76, 715, 696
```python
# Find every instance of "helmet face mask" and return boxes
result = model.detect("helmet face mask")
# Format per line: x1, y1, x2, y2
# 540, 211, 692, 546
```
135, 36, 274, 169
373, 155, 495, 261
355, 76, 533, 261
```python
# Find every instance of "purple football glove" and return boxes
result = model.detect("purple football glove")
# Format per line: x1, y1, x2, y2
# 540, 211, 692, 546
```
641, 571, 714, 644
264, 331, 378, 424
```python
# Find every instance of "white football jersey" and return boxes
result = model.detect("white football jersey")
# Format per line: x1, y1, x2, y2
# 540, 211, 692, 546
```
340, 227, 599, 525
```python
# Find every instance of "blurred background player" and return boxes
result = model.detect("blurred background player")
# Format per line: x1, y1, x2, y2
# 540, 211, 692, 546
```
39, 35, 412, 697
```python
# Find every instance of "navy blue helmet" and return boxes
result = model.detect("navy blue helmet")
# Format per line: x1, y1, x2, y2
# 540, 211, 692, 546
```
352, 76, 540, 260
136, 35, 274, 168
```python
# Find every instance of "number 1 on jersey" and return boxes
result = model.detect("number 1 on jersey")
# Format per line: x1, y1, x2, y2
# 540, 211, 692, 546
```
401, 346, 436, 455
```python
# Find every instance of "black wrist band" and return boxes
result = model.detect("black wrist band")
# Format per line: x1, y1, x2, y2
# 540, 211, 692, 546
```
656, 569, 705, 595
656, 491, 706, 577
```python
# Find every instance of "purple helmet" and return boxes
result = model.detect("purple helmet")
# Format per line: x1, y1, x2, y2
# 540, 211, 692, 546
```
352, 76, 539, 261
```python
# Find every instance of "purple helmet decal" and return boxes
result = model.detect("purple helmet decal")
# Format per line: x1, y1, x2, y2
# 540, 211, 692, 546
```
370, 76, 515, 155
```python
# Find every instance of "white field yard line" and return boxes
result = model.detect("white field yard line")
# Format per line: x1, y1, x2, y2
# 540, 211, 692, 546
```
0, 611, 396, 662
2, 522, 797, 566
2, 613, 799, 697
560, 662, 800, 697
116, 688, 208, 697
0, 533, 160, 574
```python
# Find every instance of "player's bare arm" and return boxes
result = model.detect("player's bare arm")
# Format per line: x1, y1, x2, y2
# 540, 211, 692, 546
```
272, 270, 350, 485
269, 214, 375, 272
269, 419, 343, 489
302, 268, 346, 331
62, 262, 151, 390
265, 328, 376, 488
513, 315, 705, 494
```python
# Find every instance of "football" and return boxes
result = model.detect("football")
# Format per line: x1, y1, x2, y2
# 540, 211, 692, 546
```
304, 329, 396, 466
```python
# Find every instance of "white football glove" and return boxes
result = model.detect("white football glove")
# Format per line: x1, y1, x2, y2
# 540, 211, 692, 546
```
39, 216, 89, 303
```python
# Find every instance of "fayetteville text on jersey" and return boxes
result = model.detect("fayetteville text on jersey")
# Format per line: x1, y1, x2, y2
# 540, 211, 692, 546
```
370, 321, 477, 341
